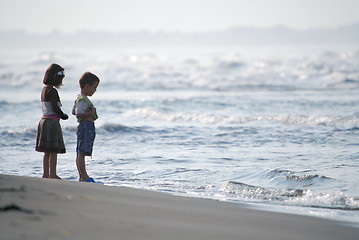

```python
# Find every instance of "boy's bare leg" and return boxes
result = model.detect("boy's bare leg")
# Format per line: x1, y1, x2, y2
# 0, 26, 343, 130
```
49, 152, 61, 179
42, 152, 50, 178
76, 154, 90, 181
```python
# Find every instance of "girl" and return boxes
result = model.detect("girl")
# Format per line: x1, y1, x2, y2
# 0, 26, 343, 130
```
35, 63, 69, 179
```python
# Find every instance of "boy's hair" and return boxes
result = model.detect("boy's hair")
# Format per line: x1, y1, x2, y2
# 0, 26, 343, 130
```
43, 63, 64, 87
79, 72, 100, 89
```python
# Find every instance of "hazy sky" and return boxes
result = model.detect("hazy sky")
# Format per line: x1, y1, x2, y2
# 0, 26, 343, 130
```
1, 0, 359, 33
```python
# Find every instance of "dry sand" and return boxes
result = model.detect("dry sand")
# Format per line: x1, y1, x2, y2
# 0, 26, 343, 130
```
0, 174, 358, 240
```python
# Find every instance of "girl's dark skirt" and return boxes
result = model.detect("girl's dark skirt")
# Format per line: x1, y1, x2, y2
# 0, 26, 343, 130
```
35, 118, 66, 153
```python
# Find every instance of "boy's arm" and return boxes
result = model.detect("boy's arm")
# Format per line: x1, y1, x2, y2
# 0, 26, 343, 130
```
76, 107, 96, 121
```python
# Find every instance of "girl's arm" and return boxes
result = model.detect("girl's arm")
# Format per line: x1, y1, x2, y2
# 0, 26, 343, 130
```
49, 89, 68, 120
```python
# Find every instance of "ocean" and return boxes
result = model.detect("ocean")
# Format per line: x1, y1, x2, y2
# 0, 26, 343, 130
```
1, 45, 358, 225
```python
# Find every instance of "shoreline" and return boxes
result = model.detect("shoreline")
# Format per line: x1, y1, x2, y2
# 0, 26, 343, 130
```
1, 174, 358, 240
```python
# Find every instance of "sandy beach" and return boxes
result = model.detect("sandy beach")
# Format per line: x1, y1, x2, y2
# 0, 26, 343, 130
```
0, 174, 358, 240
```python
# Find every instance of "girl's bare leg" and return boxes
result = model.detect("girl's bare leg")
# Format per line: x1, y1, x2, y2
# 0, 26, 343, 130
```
49, 152, 61, 179
42, 152, 50, 178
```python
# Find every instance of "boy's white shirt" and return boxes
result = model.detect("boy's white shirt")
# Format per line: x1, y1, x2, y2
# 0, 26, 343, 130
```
75, 95, 90, 115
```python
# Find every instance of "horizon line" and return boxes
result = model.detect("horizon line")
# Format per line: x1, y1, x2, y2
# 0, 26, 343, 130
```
1, 22, 359, 35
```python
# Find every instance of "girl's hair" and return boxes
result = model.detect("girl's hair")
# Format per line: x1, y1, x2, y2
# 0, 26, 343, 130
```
43, 63, 64, 87
79, 72, 100, 89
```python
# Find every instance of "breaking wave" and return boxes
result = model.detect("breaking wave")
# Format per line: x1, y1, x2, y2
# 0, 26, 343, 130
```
1, 49, 359, 91
219, 181, 359, 210
124, 108, 359, 126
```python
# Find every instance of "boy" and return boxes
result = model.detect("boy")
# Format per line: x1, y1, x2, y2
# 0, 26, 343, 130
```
72, 72, 100, 182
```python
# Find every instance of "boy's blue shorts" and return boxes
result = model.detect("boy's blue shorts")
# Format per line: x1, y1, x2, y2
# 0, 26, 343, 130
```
76, 121, 96, 156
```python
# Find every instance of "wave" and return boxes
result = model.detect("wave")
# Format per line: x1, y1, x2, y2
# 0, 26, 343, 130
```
0, 127, 36, 138
100, 123, 147, 133
0, 100, 10, 106
1, 112, 357, 145
0, 123, 147, 139
285, 190, 359, 210
219, 181, 359, 210
0, 127, 36, 147
1, 49, 359, 91
267, 169, 332, 188
123, 108, 359, 126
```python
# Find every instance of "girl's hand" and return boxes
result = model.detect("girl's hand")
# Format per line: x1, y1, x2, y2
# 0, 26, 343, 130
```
60, 113, 69, 120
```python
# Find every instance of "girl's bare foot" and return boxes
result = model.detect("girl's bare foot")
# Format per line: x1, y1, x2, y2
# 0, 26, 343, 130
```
49, 175, 62, 179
